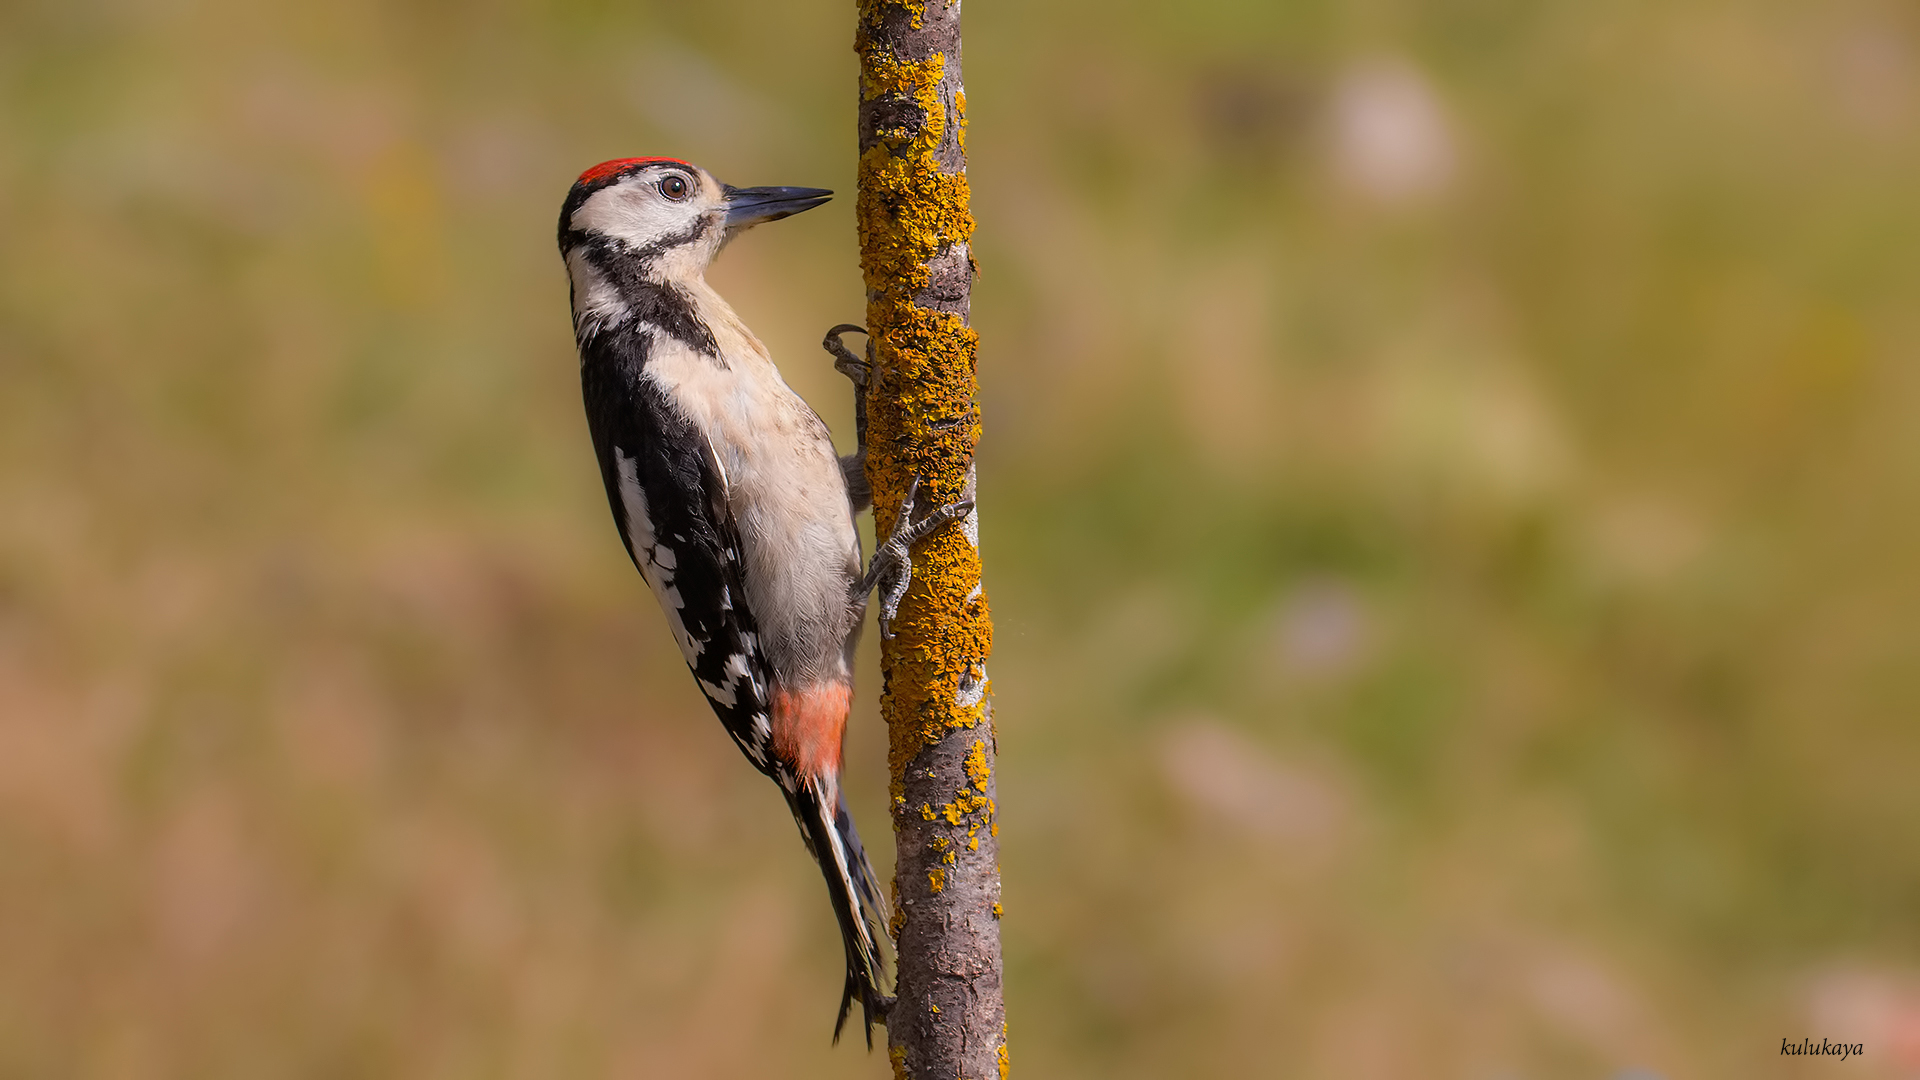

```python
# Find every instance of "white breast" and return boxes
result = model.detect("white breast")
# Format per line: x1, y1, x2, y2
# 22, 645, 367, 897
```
640, 284, 863, 684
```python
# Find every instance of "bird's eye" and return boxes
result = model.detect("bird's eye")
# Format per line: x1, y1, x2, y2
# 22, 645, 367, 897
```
659, 175, 691, 201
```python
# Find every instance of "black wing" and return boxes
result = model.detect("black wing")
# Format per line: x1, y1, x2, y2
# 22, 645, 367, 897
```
581, 342, 781, 779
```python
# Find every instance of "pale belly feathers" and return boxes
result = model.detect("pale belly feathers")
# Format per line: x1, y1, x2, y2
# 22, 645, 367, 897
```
639, 285, 864, 685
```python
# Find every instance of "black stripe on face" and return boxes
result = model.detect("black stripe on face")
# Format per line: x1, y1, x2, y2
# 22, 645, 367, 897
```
559, 164, 724, 358
629, 214, 716, 265
578, 236, 718, 356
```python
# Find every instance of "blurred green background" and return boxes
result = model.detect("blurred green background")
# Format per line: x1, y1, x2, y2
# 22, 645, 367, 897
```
3, 0, 1919, 1076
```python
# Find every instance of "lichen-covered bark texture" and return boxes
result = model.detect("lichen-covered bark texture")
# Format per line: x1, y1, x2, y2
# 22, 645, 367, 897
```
854, 2, 1004, 1078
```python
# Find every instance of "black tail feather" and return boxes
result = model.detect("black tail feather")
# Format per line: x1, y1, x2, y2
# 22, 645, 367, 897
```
787, 774, 893, 1047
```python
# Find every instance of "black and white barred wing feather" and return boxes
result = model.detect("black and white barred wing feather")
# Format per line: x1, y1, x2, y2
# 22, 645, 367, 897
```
584, 367, 777, 773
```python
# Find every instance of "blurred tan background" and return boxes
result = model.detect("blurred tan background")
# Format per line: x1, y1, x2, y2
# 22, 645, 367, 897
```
3, 0, 1919, 1077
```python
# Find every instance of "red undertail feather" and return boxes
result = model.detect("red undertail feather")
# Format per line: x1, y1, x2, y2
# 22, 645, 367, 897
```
772, 683, 852, 780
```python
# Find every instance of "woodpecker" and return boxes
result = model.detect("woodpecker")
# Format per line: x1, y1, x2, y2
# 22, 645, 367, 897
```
557, 157, 968, 1045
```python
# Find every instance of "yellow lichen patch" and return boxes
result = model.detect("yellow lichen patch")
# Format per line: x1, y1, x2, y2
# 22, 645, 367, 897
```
934, 789, 991, 827
859, 51, 945, 145
999, 1036, 1010, 1080
860, 11, 1003, 1072
965, 739, 990, 791
852, 42, 969, 301
992, 901, 1003, 919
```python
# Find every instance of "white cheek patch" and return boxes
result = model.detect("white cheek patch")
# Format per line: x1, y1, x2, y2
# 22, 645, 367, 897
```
615, 448, 702, 664
570, 180, 695, 250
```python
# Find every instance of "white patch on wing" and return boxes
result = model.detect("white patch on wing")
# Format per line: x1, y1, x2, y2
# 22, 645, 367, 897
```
698, 676, 737, 708
696, 652, 753, 710
737, 635, 767, 699
745, 713, 770, 765
616, 448, 703, 664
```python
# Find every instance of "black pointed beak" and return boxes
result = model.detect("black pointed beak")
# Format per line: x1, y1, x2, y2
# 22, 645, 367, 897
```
723, 184, 833, 229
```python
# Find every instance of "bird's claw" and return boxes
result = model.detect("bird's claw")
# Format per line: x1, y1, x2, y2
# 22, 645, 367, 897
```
823, 324, 877, 512
864, 475, 974, 640
827, 331, 972, 637
822, 324, 871, 388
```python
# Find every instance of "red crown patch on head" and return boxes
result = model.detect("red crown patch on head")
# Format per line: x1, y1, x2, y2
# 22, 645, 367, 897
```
576, 157, 692, 187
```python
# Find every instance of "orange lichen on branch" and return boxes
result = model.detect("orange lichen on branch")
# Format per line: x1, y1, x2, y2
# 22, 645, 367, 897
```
853, 31, 968, 293
856, 5, 992, 790
858, 3, 1003, 1075
965, 739, 990, 790
933, 788, 991, 828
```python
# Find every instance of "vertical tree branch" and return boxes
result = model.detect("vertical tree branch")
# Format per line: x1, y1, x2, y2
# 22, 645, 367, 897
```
854, 2, 1005, 1077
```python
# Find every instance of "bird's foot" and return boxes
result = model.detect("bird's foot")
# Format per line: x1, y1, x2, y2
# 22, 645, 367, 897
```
859, 475, 973, 640
822, 324, 875, 511
822, 323, 872, 389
